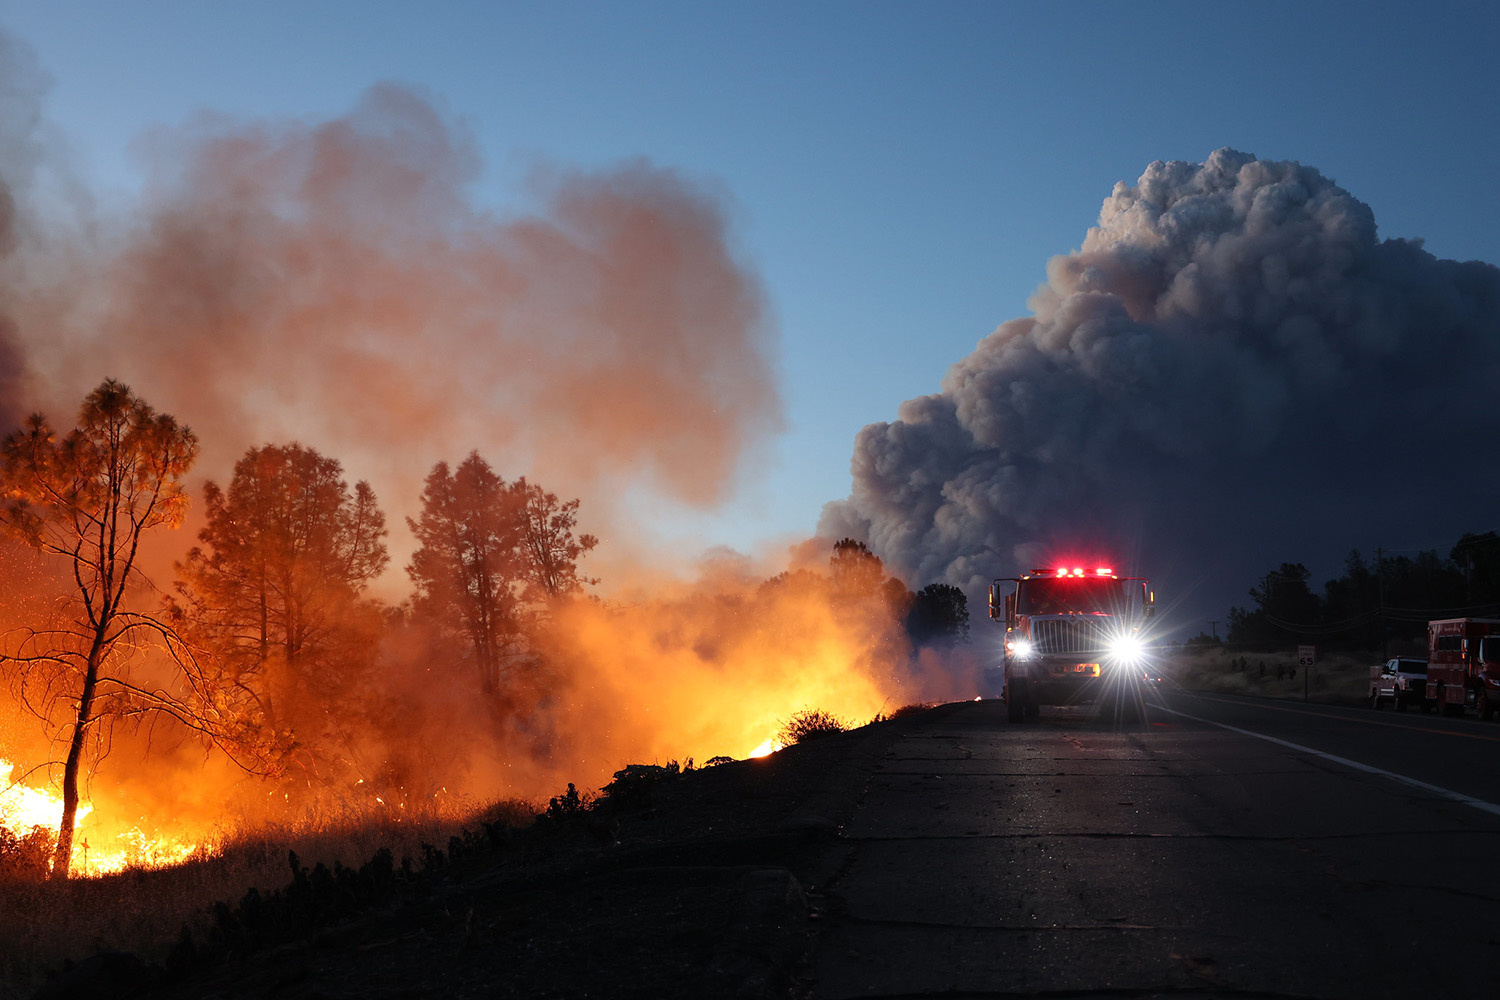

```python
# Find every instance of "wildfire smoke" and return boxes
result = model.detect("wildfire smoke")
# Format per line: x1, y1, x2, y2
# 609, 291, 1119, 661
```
0, 28, 958, 870
821, 148, 1500, 621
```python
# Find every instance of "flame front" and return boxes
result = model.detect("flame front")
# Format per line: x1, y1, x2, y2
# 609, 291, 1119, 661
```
1, 759, 213, 878
0, 759, 88, 833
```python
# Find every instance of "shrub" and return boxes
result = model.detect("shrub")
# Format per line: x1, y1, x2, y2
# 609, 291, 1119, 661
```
599, 760, 693, 811
0, 823, 53, 883
776, 709, 848, 746
868, 702, 932, 724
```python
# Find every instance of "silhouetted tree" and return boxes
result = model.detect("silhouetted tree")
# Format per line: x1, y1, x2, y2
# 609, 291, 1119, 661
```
516, 478, 598, 600
175, 443, 388, 776
1450, 532, 1500, 611
1320, 550, 1382, 649
828, 538, 914, 624
829, 539, 886, 599
1227, 533, 1500, 653
0, 380, 241, 878
1226, 563, 1322, 647
907, 583, 970, 646
407, 454, 595, 695
756, 568, 823, 598
407, 453, 525, 695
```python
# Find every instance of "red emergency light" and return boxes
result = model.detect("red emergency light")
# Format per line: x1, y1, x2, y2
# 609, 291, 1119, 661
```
1043, 565, 1116, 578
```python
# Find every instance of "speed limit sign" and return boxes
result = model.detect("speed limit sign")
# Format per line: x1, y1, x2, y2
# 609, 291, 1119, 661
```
1297, 645, 1315, 668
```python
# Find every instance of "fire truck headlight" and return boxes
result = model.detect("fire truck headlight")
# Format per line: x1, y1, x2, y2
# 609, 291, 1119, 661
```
1011, 638, 1035, 659
1109, 635, 1145, 664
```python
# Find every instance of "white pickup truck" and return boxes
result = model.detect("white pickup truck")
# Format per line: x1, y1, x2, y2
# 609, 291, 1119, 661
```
1369, 657, 1430, 711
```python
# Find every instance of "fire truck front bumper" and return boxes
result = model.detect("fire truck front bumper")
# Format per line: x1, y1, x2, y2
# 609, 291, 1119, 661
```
1009, 658, 1109, 705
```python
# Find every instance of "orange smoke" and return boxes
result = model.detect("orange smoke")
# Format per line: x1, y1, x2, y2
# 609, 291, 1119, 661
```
17, 83, 779, 541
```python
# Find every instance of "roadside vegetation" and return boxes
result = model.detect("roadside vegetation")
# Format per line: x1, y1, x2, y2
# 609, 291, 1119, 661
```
1166, 646, 1372, 705
1, 702, 919, 998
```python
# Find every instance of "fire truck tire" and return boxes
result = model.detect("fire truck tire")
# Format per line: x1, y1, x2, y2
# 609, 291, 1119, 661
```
1479, 688, 1494, 721
1007, 680, 1029, 723
1024, 698, 1039, 719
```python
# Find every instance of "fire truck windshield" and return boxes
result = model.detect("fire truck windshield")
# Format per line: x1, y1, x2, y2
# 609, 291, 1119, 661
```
1016, 577, 1132, 616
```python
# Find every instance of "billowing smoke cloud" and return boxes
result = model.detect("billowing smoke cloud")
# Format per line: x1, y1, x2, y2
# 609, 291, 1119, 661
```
822, 148, 1500, 626
12, 78, 780, 546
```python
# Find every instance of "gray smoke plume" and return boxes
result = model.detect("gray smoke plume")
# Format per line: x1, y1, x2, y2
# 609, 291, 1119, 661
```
821, 148, 1500, 628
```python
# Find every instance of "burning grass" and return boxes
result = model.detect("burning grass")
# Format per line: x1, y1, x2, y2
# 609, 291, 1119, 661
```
0, 795, 534, 998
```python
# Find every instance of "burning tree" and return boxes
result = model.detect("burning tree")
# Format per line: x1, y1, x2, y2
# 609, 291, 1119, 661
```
407, 453, 596, 695
0, 380, 249, 879
175, 443, 388, 781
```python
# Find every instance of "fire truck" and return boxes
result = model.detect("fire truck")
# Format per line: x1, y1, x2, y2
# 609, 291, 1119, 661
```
989, 565, 1155, 723
1425, 617, 1500, 719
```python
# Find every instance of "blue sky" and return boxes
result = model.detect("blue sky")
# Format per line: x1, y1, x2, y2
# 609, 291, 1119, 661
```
4, 1, 1498, 584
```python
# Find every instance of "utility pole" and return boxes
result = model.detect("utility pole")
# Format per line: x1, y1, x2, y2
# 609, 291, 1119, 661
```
1377, 546, 1387, 661
1208, 619, 1220, 641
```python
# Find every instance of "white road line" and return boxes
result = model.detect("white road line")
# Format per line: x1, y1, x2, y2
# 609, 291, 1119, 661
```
1158, 705, 1500, 819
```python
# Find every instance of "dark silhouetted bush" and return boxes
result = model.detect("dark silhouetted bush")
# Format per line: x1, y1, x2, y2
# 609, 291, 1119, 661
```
599, 760, 694, 811
776, 709, 848, 746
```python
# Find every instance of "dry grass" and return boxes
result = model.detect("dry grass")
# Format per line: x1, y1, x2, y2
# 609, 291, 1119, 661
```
1166, 646, 1373, 705
0, 797, 535, 999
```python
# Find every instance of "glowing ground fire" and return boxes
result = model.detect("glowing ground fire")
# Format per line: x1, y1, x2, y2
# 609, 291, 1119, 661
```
1, 759, 210, 878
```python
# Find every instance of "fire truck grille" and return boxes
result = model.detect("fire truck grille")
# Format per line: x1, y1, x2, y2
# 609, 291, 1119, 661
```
1031, 618, 1108, 656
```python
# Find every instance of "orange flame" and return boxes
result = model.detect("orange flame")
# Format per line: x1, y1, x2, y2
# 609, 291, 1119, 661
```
2, 758, 215, 878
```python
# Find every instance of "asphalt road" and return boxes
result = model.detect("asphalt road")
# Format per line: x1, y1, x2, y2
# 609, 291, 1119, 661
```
809, 685, 1500, 999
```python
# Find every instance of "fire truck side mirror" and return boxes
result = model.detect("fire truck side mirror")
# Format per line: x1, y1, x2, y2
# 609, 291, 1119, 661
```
1144, 589, 1156, 618
988, 584, 1016, 624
